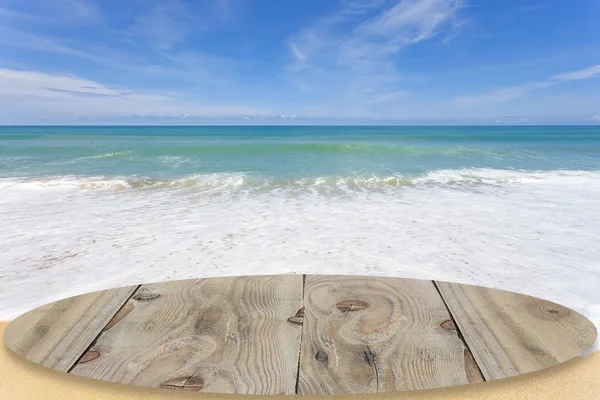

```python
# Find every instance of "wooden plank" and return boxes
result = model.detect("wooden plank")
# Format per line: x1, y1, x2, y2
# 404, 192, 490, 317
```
69, 275, 304, 395
3, 286, 139, 371
297, 275, 484, 395
435, 281, 598, 380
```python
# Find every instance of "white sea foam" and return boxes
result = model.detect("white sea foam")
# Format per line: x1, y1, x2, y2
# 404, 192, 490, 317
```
158, 155, 192, 167
2, 168, 598, 193
0, 169, 599, 350
45, 152, 132, 166
85, 152, 131, 159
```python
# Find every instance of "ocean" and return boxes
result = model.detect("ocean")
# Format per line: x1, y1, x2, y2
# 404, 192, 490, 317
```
1, 125, 599, 344
2, 125, 600, 183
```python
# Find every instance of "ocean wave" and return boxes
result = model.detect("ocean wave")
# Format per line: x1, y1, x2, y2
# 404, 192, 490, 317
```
1, 169, 599, 194
158, 156, 192, 167
46, 152, 132, 166
134, 143, 501, 157
84, 152, 132, 160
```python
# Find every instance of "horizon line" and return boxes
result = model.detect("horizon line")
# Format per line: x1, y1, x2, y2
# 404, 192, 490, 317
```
2, 124, 600, 127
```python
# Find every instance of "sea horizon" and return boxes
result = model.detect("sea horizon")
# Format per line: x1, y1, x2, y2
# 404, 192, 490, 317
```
3, 123, 600, 127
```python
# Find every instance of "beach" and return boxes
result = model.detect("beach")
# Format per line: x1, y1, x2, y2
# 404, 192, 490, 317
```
0, 126, 599, 352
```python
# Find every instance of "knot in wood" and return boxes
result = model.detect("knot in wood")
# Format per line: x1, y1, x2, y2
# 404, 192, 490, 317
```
287, 308, 305, 324
160, 376, 205, 391
315, 350, 328, 363
77, 350, 100, 364
548, 309, 559, 314
336, 299, 369, 313
440, 319, 457, 330
133, 293, 160, 301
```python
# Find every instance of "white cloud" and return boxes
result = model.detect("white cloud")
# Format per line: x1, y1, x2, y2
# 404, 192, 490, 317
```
452, 65, 600, 107
123, 0, 232, 51
553, 65, 600, 82
591, 116, 600, 122
290, 0, 462, 71
289, 42, 306, 63
453, 81, 553, 106
0, 69, 271, 121
0, 25, 233, 86
0, 26, 140, 71
1, 1, 231, 83
354, 0, 460, 42
0, 0, 102, 24
286, 0, 464, 114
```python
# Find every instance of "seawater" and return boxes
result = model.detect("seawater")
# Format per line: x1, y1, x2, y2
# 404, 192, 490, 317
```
1, 125, 599, 346
2, 126, 600, 184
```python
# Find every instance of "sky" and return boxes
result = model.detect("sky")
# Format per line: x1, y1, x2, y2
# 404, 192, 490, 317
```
1, 0, 600, 124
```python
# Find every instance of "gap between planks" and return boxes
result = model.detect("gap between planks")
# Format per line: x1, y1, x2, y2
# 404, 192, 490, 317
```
433, 280, 486, 383
294, 274, 306, 395
67, 285, 142, 374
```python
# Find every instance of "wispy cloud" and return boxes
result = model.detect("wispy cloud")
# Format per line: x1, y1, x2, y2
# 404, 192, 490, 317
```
52, 0, 102, 22
290, 0, 463, 67
287, 0, 465, 114
0, 26, 141, 71
353, 0, 461, 42
0, 0, 238, 86
0, 23, 233, 86
0, 0, 102, 25
553, 65, 600, 82
122, 0, 234, 50
288, 42, 307, 63
0, 69, 270, 121
452, 64, 600, 106
342, 0, 462, 74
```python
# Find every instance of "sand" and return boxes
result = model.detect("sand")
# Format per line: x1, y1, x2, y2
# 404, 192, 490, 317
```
1, 321, 599, 399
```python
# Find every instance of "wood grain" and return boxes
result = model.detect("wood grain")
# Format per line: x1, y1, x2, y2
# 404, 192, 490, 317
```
297, 275, 484, 395
3, 286, 138, 371
69, 275, 304, 395
435, 281, 598, 380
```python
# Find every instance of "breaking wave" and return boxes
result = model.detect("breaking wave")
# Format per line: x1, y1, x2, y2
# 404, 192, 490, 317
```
1, 169, 598, 196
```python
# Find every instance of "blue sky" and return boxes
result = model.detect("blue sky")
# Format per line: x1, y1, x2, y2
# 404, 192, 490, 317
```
1, 0, 600, 124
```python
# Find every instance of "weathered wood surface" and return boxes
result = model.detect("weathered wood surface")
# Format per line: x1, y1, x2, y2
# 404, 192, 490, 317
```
435, 281, 598, 380
69, 275, 304, 395
297, 275, 484, 395
4, 275, 597, 395
3, 286, 138, 371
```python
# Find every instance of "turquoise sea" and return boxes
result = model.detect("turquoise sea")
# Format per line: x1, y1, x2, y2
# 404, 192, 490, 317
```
1, 126, 600, 188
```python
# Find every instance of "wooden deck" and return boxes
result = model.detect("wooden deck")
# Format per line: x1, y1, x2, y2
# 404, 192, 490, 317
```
4, 275, 597, 395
